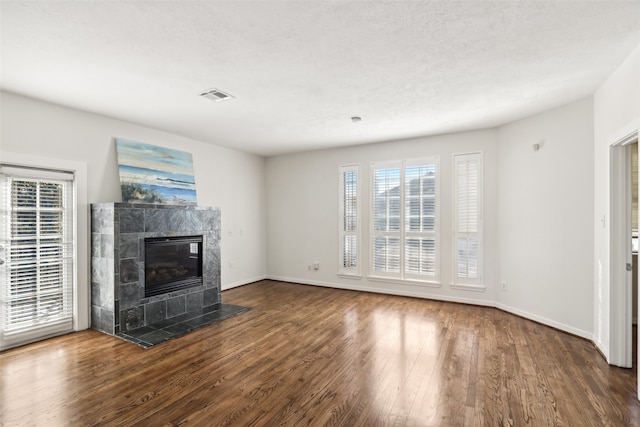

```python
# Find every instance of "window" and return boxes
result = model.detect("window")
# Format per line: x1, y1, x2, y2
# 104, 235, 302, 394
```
0, 165, 75, 344
339, 165, 360, 276
371, 157, 439, 282
453, 152, 482, 286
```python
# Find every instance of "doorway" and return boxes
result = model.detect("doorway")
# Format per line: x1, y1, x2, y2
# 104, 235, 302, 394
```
0, 164, 76, 350
0, 152, 89, 351
632, 142, 638, 379
609, 130, 639, 383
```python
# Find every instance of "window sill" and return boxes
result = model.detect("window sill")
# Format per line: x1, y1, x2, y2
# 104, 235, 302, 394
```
450, 283, 486, 292
367, 275, 442, 288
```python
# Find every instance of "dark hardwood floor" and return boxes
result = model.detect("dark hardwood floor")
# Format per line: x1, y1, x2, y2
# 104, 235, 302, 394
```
1, 280, 638, 426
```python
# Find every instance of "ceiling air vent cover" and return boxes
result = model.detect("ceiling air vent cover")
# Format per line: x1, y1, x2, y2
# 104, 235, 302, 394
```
199, 88, 234, 102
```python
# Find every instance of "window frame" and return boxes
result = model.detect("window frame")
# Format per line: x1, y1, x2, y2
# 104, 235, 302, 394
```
451, 152, 484, 290
0, 153, 87, 351
1, 167, 75, 341
338, 164, 361, 277
369, 157, 440, 285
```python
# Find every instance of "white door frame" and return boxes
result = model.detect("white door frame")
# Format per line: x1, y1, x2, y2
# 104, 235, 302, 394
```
609, 137, 635, 368
0, 151, 89, 350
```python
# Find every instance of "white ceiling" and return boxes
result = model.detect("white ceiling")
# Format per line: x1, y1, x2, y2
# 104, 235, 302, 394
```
1, 1, 639, 156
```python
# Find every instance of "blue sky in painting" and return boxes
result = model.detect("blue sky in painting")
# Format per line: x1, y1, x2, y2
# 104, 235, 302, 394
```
115, 139, 196, 176
115, 138, 197, 204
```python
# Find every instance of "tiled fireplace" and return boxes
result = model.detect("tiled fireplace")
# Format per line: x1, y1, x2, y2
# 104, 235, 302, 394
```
91, 203, 223, 342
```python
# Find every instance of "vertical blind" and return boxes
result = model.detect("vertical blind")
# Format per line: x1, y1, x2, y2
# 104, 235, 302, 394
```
0, 165, 75, 336
339, 165, 359, 275
454, 153, 482, 283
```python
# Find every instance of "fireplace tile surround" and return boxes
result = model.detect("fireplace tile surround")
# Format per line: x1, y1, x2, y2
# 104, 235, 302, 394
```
91, 203, 246, 347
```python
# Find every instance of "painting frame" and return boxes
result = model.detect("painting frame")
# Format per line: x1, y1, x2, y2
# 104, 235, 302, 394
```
115, 138, 198, 206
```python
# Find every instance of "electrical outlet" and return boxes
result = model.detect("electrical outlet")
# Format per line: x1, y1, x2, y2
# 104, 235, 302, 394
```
502, 281, 507, 291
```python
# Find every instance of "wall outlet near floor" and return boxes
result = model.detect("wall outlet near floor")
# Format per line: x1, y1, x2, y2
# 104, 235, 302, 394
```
501, 281, 508, 291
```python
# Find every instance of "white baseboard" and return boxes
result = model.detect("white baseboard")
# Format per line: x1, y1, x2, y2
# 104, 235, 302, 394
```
267, 276, 496, 306
222, 275, 267, 291
494, 302, 593, 342
594, 338, 610, 362
267, 275, 595, 343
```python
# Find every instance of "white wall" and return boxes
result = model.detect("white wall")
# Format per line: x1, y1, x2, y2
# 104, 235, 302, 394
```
0, 91, 267, 296
266, 97, 596, 340
4, 37, 638, 349
593, 44, 640, 360
497, 98, 595, 338
266, 129, 500, 305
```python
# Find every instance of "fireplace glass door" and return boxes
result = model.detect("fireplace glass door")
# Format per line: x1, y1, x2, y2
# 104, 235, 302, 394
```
144, 235, 203, 297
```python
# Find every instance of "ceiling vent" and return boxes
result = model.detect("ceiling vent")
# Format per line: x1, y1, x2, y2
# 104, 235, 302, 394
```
199, 88, 234, 102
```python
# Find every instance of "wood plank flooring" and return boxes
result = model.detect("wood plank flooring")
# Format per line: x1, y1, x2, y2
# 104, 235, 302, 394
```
1, 280, 638, 426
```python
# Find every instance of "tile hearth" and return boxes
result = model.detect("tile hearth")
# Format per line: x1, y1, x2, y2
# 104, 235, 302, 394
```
118, 303, 249, 348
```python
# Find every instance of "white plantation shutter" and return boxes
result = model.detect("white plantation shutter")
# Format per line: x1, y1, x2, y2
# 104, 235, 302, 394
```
454, 153, 482, 285
372, 164, 401, 274
0, 165, 75, 338
339, 165, 360, 275
404, 163, 437, 278
371, 158, 439, 281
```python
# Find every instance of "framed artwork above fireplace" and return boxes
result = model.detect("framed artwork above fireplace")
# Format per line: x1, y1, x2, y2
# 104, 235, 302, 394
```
115, 138, 197, 205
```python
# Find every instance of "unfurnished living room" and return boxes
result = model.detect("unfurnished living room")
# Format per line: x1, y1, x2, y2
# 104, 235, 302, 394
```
1, 1, 640, 426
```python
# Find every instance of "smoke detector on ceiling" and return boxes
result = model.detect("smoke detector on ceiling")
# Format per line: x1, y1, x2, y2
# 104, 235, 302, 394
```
199, 88, 234, 102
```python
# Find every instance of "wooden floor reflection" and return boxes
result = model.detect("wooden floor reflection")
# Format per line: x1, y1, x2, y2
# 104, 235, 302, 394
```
1, 280, 638, 426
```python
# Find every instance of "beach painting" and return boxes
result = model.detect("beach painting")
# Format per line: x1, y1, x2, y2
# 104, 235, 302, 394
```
115, 138, 197, 205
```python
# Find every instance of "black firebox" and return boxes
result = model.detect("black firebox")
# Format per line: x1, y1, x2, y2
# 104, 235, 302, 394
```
144, 235, 203, 297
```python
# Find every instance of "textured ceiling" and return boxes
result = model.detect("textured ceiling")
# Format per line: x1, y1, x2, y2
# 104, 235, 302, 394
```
1, 1, 639, 156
